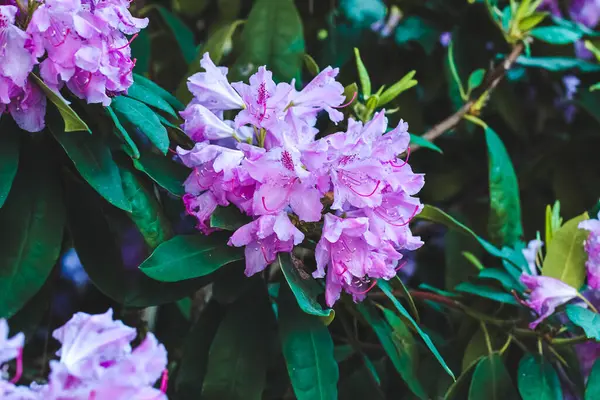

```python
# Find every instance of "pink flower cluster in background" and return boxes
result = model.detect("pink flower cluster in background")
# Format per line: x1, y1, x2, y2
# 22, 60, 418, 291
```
0, 0, 148, 132
0, 309, 168, 399
178, 53, 425, 307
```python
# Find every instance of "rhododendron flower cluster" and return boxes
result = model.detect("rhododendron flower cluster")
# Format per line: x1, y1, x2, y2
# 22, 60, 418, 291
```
0, 0, 148, 132
579, 213, 600, 289
178, 53, 425, 307
0, 309, 168, 399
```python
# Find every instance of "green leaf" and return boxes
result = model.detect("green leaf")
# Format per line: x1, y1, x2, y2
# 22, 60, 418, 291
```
0, 118, 20, 208
530, 26, 582, 44
177, 20, 245, 103
131, 29, 151, 75
132, 149, 188, 197
444, 355, 484, 400
176, 301, 224, 400
378, 280, 455, 380
111, 96, 169, 155
585, 358, 600, 400
409, 134, 442, 153
278, 253, 333, 318
485, 126, 523, 247
202, 281, 274, 400
303, 53, 320, 76
395, 16, 440, 55
379, 71, 418, 106
552, 15, 600, 37
454, 282, 519, 305
566, 305, 600, 340
64, 176, 213, 307
518, 13, 548, 32
48, 109, 131, 212
381, 307, 428, 399
468, 354, 519, 400
416, 205, 504, 258
333, 345, 354, 363
279, 284, 339, 400
126, 82, 178, 117
119, 166, 173, 249
467, 69, 485, 93
477, 268, 523, 292
542, 213, 589, 289
235, 0, 305, 82
0, 138, 64, 317
30, 74, 90, 133
155, 6, 197, 64
134, 73, 185, 111
210, 205, 252, 231
139, 234, 243, 282
354, 48, 371, 97
517, 354, 562, 400
517, 56, 600, 72
106, 106, 140, 159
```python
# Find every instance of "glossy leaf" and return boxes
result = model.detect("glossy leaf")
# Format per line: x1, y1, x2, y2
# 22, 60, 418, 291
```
454, 282, 519, 305
132, 149, 188, 197
210, 205, 252, 231
530, 26, 582, 44
139, 233, 243, 282
279, 284, 339, 400
111, 96, 170, 155
585, 358, 600, 400
444, 355, 484, 400
542, 213, 589, 289
381, 307, 428, 399
378, 280, 455, 379
354, 48, 371, 97
517, 56, 600, 72
468, 354, 519, 400
379, 71, 418, 107
48, 111, 131, 212
126, 82, 178, 117
339, 0, 386, 28
477, 268, 523, 292
0, 138, 64, 317
31, 74, 90, 133
106, 106, 140, 159
395, 16, 440, 55
517, 354, 562, 400
119, 167, 173, 249
202, 281, 274, 400
485, 126, 523, 247
467, 69, 485, 93
155, 6, 197, 64
416, 205, 504, 258
130, 29, 151, 75
278, 253, 333, 318
0, 118, 20, 208
236, 0, 305, 82
303, 53, 320, 76
134, 73, 185, 111
566, 305, 600, 340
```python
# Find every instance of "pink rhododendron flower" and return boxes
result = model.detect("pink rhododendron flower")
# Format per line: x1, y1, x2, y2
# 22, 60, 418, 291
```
40, 309, 168, 400
0, 319, 24, 366
229, 213, 304, 276
520, 274, 579, 329
522, 239, 544, 276
579, 214, 600, 289
178, 53, 424, 306
187, 53, 245, 111
314, 214, 403, 306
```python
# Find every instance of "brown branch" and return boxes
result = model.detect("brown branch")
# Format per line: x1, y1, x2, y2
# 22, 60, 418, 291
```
413, 42, 525, 151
